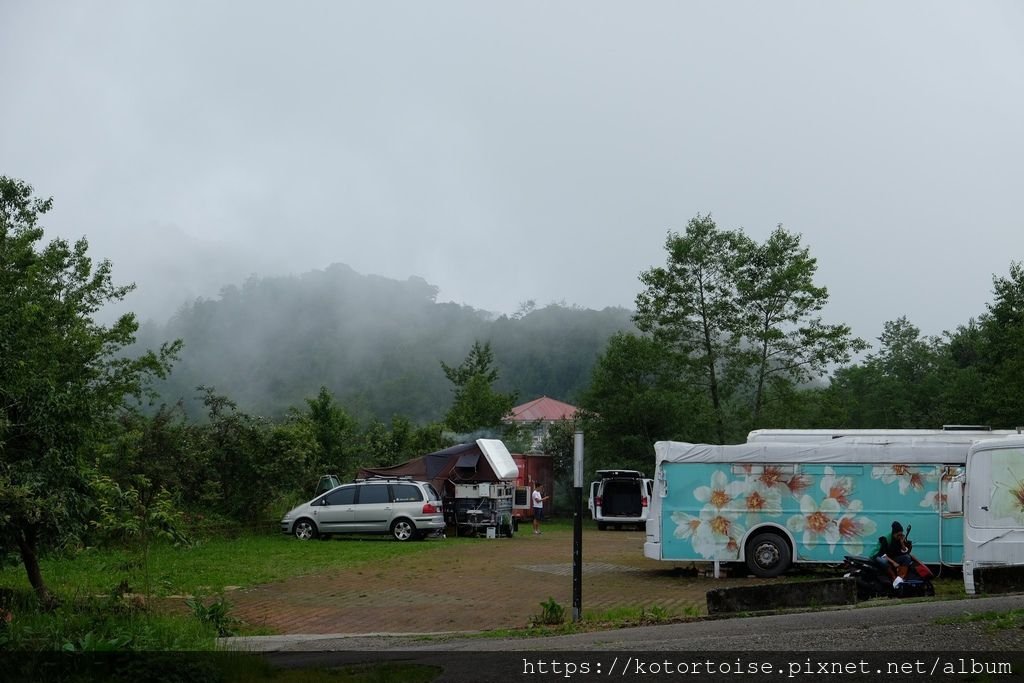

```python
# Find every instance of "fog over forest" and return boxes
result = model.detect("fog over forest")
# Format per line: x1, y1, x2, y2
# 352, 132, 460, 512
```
133, 262, 636, 422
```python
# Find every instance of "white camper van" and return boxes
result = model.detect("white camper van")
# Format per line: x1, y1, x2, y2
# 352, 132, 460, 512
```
588, 469, 653, 530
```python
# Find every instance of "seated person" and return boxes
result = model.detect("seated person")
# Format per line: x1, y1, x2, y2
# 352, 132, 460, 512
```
871, 521, 912, 579
887, 528, 914, 573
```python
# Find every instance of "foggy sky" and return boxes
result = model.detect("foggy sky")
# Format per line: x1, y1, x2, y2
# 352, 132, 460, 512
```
2, 2, 1022, 346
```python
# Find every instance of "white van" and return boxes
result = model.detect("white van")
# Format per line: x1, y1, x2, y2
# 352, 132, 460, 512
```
588, 469, 653, 530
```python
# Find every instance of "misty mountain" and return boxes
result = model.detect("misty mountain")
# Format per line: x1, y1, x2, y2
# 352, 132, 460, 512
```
133, 263, 636, 422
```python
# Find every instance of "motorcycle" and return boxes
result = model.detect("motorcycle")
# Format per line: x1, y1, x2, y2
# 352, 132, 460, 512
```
842, 524, 935, 600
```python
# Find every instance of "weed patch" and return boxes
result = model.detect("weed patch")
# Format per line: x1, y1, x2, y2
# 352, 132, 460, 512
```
935, 608, 1024, 631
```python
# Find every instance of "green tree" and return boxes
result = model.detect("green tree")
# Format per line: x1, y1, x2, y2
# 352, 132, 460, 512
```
953, 262, 1024, 426
943, 319, 988, 424
539, 417, 582, 508
302, 386, 361, 477
440, 341, 517, 433
635, 215, 743, 442
827, 317, 948, 427
90, 473, 188, 602
635, 215, 862, 440
194, 387, 317, 522
734, 226, 867, 424
360, 415, 451, 467
0, 176, 179, 605
579, 333, 701, 471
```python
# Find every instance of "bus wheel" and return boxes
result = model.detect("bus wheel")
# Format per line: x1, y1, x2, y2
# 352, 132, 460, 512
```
745, 532, 791, 578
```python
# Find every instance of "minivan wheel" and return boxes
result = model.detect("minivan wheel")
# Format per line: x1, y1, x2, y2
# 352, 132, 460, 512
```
391, 518, 416, 542
293, 518, 318, 541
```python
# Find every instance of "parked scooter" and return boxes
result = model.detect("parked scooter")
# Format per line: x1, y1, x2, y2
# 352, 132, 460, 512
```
843, 523, 935, 600
842, 554, 932, 599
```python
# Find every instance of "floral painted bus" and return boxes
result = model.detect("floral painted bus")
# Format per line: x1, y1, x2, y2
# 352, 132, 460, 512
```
643, 439, 981, 578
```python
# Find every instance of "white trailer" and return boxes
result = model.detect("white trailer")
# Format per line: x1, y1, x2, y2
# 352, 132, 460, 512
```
644, 435, 1024, 593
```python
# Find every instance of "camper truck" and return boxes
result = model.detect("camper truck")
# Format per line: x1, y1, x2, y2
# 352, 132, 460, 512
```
644, 436, 1024, 593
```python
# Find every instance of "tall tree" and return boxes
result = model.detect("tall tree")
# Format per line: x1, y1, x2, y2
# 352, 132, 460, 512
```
440, 341, 517, 433
635, 215, 742, 443
734, 226, 867, 423
0, 176, 179, 605
635, 215, 863, 440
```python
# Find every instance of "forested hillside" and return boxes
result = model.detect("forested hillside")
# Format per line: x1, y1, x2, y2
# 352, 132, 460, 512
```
133, 263, 635, 422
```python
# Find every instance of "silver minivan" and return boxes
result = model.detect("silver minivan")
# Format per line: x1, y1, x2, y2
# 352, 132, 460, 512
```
281, 478, 445, 541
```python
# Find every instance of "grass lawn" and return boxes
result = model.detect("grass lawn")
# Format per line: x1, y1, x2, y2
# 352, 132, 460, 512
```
1, 532, 446, 598
0, 532, 451, 651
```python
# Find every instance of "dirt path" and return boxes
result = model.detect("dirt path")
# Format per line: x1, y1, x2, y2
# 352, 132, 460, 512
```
228, 526, 768, 634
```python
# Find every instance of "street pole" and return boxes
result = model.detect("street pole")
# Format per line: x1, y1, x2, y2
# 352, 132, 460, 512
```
572, 430, 583, 622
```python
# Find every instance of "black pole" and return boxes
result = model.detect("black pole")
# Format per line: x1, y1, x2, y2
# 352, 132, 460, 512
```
573, 483, 582, 621
572, 431, 583, 622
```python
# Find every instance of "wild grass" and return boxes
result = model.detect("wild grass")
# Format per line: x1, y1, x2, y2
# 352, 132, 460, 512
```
0, 531, 447, 651
449, 599, 699, 640
0, 587, 219, 650
935, 608, 1024, 630
0, 532, 443, 597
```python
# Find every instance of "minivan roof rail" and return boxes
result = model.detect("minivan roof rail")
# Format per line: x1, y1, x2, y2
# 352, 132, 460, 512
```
942, 425, 992, 431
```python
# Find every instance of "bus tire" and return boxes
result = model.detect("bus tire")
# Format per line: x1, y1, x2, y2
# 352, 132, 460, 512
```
745, 531, 791, 578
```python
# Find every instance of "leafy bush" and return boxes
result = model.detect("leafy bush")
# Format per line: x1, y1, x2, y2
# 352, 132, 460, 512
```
0, 588, 218, 650
185, 593, 239, 637
532, 597, 565, 626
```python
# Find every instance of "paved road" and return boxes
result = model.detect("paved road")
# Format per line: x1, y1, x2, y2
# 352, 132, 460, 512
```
230, 595, 1024, 683
221, 526, 1024, 681
227, 592, 1024, 652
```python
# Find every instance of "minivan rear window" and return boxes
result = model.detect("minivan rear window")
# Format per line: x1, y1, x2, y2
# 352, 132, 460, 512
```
391, 483, 424, 502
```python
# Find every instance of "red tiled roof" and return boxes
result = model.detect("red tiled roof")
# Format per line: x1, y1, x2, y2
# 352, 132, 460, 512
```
506, 396, 579, 422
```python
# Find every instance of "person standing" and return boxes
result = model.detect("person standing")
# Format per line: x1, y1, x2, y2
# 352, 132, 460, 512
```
532, 483, 549, 535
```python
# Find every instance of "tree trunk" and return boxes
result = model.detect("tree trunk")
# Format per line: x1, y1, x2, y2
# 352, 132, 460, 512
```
16, 527, 55, 609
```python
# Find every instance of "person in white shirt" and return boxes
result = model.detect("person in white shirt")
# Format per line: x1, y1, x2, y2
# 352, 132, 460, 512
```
532, 483, 549, 535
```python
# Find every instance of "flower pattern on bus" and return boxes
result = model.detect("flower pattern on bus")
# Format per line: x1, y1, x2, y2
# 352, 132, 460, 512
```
834, 500, 877, 555
670, 471, 747, 559
671, 511, 701, 540
669, 508, 744, 560
821, 466, 854, 507
751, 465, 811, 501
693, 505, 744, 560
786, 494, 841, 549
920, 490, 946, 511
871, 464, 937, 495
786, 473, 812, 499
695, 470, 745, 511
737, 481, 783, 526
670, 466, 921, 560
